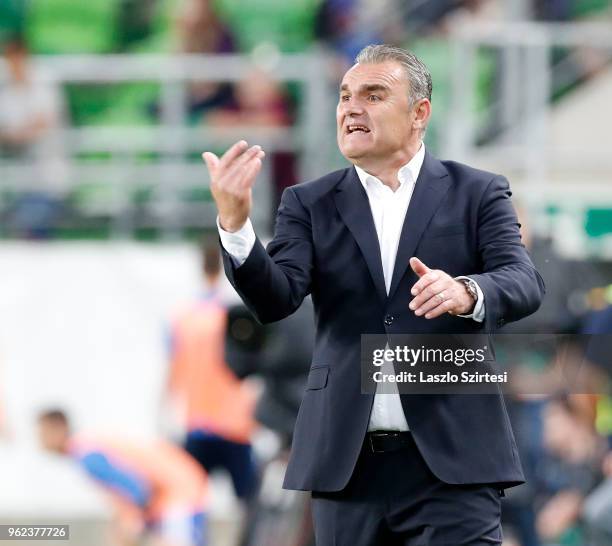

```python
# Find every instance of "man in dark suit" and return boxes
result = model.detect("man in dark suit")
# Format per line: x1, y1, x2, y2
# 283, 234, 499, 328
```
203, 44, 545, 546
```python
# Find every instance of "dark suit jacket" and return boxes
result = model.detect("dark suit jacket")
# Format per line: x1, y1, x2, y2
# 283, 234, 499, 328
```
222, 150, 545, 492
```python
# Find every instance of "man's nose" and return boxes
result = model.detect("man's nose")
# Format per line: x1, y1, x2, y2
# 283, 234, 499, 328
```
340, 97, 365, 116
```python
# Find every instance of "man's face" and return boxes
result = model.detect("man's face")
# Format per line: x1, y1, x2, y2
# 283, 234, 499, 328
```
5, 46, 27, 83
336, 61, 414, 164
38, 420, 68, 454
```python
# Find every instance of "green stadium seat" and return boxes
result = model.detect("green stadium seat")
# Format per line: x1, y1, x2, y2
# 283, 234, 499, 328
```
0, 0, 26, 41
572, 0, 612, 18
585, 208, 612, 238
408, 38, 495, 152
124, 0, 179, 53
25, 0, 178, 127
25, 0, 121, 54
215, 0, 321, 52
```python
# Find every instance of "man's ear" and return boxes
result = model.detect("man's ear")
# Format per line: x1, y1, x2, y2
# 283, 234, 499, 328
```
412, 99, 431, 133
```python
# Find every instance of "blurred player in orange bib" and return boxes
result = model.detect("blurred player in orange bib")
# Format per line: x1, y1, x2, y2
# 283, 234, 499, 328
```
166, 239, 258, 503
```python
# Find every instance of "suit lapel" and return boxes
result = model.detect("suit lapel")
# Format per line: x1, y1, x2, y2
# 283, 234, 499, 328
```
333, 168, 387, 305
387, 151, 451, 301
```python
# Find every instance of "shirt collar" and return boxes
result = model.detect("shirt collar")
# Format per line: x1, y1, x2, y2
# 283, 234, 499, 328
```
354, 142, 425, 192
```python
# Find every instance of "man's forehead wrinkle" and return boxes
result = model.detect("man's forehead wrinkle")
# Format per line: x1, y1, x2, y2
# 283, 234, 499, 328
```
341, 65, 406, 93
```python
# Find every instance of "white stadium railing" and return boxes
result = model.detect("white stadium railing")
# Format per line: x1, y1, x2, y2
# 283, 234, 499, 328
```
0, 26, 611, 252
0, 53, 336, 238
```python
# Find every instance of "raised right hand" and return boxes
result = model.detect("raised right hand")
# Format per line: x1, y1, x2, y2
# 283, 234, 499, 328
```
202, 140, 266, 232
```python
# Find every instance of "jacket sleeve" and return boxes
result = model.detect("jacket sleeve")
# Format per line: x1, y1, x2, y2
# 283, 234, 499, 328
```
468, 176, 546, 332
221, 186, 314, 324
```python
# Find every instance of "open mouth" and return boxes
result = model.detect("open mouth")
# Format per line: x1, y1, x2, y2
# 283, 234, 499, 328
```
346, 124, 371, 134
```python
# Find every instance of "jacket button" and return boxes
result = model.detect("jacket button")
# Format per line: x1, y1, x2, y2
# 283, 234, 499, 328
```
384, 315, 394, 326
497, 318, 505, 327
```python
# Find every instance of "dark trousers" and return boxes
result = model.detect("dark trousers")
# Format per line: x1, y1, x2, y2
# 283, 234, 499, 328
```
185, 429, 259, 501
311, 433, 503, 546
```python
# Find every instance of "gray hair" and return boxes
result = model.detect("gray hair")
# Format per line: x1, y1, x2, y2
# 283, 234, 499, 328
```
355, 44, 432, 105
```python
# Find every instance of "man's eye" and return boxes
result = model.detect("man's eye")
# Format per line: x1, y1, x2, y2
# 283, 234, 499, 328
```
340, 95, 350, 102
368, 95, 380, 102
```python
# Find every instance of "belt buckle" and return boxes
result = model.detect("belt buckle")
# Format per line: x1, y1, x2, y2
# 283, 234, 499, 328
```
369, 431, 398, 453
369, 434, 382, 453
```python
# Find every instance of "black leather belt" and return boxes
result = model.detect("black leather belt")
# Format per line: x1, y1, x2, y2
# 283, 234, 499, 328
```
367, 431, 413, 453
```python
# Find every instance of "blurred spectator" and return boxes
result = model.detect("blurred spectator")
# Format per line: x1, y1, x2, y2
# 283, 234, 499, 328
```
533, 0, 574, 21
583, 443, 612, 546
166, 238, 259, 504
315, 0, 385, 66
178, 0, 234, 57
176, 0, 236, 119
537, 395, 607, 542
38, 409, 208, 546
402, 0, 477, 34
0, 36, 67, 238
207, 69, 290, 129
536, 396, 607, 544
499, 204, 605, 546
207, 69, 296, 209
583, 299, 612, 376
226, 297, 314, 449
499, 206, 612, 546
225, 298, 315, 546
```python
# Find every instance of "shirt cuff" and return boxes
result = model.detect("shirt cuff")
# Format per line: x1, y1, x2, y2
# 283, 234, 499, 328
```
455, 276, 485, 323
217, 216, 256, 267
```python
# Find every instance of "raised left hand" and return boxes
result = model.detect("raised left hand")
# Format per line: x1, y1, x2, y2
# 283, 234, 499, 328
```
409, 257, 475, 319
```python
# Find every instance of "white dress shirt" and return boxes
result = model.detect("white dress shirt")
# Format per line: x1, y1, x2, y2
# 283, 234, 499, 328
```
218, 142, 485, 432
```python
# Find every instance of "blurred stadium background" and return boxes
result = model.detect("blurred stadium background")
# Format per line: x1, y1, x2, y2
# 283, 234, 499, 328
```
0, 0, 611, 545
